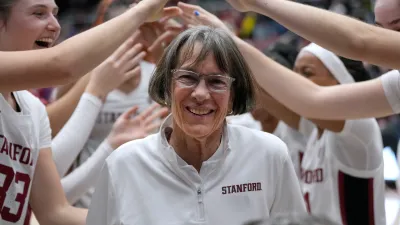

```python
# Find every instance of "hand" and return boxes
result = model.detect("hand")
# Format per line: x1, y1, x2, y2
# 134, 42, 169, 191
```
225, 0, 254, 12
85, 32, 146, 100
144, 20, 186, 63
132, 0, 181, 23
177, 2, 232, 33
107, 103, 170, 149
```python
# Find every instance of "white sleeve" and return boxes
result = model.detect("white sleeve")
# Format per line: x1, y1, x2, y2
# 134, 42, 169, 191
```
86, 159, 119, 225
62, 141, 113, 204
38, 102, 52, 149
298, 117, 316, 139
381, 70, 400, 113
270, 144, 307, 216
272, 121, 285, 138
330, 119, 383, 171
52, 93, 103, 176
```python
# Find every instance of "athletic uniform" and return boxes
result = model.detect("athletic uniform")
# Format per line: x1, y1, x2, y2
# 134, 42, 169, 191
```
274, 121, 310, 179
380, 70, 400, 113
86, 115, 307, 225
0, 91, 51, 225
73, 60, 156, 208
300, 118, 385, 225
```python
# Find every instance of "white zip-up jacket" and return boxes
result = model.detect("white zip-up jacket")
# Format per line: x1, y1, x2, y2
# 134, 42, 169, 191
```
87, 115, 306, 225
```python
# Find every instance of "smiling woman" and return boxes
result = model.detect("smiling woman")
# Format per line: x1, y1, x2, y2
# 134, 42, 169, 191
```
87, 26, 307, 225
0, 0, 60, 51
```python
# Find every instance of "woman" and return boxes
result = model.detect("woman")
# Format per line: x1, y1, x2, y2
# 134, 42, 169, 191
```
0, 0, 179, 93
218, 0, 400, 120
87, 26, 306, 225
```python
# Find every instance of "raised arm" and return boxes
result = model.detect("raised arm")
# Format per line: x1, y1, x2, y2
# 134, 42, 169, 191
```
226, 0, 400, 69
177, 2, 394, 120
0, 0, 179, 92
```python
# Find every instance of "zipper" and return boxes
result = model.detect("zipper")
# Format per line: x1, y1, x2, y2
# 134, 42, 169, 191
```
197, 188, 205, 221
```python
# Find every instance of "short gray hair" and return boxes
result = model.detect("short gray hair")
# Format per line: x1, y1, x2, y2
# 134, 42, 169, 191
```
148, 26, 256, 115
244, 214, 340, 225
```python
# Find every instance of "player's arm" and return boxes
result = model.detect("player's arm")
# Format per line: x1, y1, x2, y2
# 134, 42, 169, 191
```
227, 0, 400, 69
233, 36, 393, 120
0, 0, 178, 93
47, 74, 91, 137
30, 148, 87, 225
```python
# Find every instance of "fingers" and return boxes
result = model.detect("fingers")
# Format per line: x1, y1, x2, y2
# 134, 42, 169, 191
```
161, 7, 182, 19
143, 107, 169, 126
121, 50, 147, 73
124, 67, 141, 81
177, 2, 201, 14
148, 29, 181, 53
136, 103, 161, 121
119, 43, 145, 70
121, 106, 139, 120
110, 36, 136, 61
145, 121, 162, 133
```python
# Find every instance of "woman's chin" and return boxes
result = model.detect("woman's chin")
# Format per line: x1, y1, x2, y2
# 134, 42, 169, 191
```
182, 124, 215, 139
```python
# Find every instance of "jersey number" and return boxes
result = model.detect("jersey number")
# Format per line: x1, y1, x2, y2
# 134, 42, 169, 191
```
304, 192, 311, 213
0, 164, 31, 222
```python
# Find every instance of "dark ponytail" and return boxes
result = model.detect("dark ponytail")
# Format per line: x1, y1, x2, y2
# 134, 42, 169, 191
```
339, 56, 371, 82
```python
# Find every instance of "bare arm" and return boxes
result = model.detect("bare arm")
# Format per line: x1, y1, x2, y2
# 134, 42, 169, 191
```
0, 0, 177, 93
234, 36, 393, 119
229, 0, 400, 69
176, 2, 393, 120
30, 148, 87, 225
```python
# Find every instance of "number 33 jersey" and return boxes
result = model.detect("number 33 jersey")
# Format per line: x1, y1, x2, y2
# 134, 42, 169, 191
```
0, 91, 52, 225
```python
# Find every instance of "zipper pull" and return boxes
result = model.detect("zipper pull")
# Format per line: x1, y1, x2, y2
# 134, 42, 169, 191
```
197, 188, 202, 203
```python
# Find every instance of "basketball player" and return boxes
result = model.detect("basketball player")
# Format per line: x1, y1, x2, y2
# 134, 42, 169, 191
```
0, 0, 180, 93
219, 0, 400, 120
0, 0, 175, 224
51, 0, 179, 208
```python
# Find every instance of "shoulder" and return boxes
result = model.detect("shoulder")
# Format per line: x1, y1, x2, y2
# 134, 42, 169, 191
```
227, 124, 289, 159
341, 118, 381, 140
106, 133, 161, 166
15, 91, 47, 117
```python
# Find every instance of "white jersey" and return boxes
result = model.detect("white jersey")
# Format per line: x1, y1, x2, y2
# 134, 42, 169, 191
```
0, 91, 51, 225
273, 121, 309, 179
380, 70, 400, 113
300, 118, 385, 225
86, 115, 307, 225
227, 114, 310, 178
226, 113, 262, 130
73, 61, 156, 208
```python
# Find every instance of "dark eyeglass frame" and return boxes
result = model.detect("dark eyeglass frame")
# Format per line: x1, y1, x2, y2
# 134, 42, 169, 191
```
171, 69, 235, 93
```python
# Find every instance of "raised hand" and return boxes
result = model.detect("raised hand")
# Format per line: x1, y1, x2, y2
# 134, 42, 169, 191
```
225, 0, 253, 12
177, 2, 231, 33
85, 32, 146, 100
107, 104, 170, 149
144, 20, 186, 63
132, 0, 181, 23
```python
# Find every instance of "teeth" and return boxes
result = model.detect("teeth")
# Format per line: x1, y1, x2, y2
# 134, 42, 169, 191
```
36, 38, 53, 43
189, 108, 212, 115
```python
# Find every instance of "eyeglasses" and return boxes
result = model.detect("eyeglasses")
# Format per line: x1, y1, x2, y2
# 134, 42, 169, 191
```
171, 69, 235, 93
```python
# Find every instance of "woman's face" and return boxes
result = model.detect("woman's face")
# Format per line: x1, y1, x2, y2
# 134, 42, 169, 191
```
293, 51, 338, 86
171, 43, 232, 139
0, 0, 60, 51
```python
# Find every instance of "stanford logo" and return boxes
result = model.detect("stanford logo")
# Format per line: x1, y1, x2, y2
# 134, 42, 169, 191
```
222, 182, 262, 194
